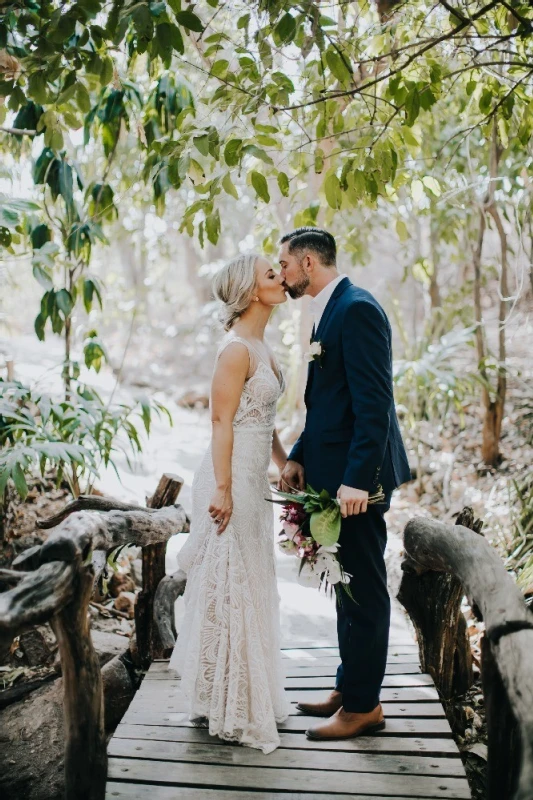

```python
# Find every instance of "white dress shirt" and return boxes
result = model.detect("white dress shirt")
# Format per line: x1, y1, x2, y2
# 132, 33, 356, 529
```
310, 274, 348, 331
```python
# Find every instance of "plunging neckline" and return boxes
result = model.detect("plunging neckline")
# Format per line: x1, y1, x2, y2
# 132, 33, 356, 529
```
253, 358, 284, 391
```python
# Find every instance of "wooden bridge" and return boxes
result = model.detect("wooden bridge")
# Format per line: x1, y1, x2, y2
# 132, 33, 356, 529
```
4, 478, 532, 800
105, 601, 471, 799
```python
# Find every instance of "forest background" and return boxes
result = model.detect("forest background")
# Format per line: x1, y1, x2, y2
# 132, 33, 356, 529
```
1, 2, 533, 795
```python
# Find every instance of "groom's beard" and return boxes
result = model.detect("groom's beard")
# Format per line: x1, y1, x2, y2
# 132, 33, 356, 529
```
284, 268, 310, 299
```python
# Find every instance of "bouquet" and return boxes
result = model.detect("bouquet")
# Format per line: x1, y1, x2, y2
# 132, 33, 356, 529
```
270, 484, 385, 599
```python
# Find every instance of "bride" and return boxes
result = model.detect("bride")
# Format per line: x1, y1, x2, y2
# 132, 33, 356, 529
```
169, 252, 291, 754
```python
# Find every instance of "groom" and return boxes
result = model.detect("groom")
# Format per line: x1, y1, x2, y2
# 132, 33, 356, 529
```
279, 227, 411, 740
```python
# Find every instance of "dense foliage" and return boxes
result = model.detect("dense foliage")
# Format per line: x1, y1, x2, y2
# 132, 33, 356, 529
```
1, 1, 532, 495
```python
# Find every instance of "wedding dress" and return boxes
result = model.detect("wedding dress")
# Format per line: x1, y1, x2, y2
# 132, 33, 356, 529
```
169, 333, 290, 754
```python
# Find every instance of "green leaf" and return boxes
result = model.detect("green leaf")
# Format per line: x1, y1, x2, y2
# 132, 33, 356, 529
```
0, 468, 10, 498
193, 134, 210, 156
83, 279, 95, 312
31, 223, 52, 250
224, 138, 242, 167
176, 10, 204, 32
277, 171, 289, 197
276, 12, 296, 43
34, 312, 46, 341
56, 288, 74, 317
325, 50, 351, 85
241, 144, 273, 165
205, 210, 220, 244
28, 73, 47, 105
140, 400, 151, 434
75, 85, 92, 118
132, 5, 153, 48
11, 462, 28, 500
479, 88, 492, 114
405, 86, 420, 127
169, 23, 184, 54
324, 173, 342, 210
396, 219, 409, 242
251, 170, 270, 203
310, 504, 341, 547
211, 59, 229, 78
222, 172, 238, 199
466, 79, 477, 97
100, 55, 114, 86
33, 265, 54, 290
497, 117, 509, 149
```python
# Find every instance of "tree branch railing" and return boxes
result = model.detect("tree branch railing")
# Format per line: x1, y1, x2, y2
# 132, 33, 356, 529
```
0, 473, 188, 800
398, 508, 533, 800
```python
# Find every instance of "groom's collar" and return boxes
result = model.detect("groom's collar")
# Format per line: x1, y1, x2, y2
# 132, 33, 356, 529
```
310, 273, 348, 328
314, 276, 351, 340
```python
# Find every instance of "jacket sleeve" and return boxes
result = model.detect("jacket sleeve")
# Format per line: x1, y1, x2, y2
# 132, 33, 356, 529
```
288, 432, 304, 466
341, 300, 393, 492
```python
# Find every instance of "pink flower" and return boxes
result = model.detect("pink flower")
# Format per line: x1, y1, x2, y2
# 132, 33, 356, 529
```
283, 502, 307, 525
282, 520, 300, 536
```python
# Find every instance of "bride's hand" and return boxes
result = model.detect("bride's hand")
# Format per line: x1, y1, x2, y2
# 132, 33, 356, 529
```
209, 486, 233, 535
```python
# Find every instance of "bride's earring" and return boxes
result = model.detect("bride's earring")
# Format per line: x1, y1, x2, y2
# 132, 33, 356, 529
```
254, 296, 259, 302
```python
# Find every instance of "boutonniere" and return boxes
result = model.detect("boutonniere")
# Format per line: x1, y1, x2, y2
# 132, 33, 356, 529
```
305, 339, 325, 367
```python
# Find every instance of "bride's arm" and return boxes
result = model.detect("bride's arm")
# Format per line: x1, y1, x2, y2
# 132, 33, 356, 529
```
272, 429, 287, 472
209, 342, 249, 535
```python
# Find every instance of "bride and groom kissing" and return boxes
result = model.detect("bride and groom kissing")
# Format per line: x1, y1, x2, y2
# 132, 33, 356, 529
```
168, 226, 411, 755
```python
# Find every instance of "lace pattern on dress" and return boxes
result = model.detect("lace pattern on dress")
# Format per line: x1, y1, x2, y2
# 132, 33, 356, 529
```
168, 332, 290, 754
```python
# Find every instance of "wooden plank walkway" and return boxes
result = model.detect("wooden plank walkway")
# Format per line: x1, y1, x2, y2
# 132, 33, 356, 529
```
106, 602, 470, 799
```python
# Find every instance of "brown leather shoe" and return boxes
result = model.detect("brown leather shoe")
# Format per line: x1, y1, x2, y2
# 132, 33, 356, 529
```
296, 689, 343, 717
306, 704, 385, 740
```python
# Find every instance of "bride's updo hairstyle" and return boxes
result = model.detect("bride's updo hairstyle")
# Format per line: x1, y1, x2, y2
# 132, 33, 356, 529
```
213, 252, 261, 331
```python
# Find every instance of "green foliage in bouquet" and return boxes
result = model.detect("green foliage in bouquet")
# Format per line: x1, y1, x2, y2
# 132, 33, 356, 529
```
272, 483, 385, 549
272, 484, 341, 546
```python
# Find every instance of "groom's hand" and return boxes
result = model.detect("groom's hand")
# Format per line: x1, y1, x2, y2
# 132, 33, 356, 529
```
337, 485, 369, 517
279, 460, 305, 492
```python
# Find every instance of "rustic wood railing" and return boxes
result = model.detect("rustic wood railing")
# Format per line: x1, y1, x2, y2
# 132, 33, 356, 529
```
398, 508, 533, 800
0, 473, 188, 800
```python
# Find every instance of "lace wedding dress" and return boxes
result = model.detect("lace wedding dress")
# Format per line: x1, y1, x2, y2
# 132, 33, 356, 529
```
169, 333, 290, 754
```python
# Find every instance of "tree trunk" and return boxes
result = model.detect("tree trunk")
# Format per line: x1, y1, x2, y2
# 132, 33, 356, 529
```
429, 214, 442, 310
472, 121, 508, 467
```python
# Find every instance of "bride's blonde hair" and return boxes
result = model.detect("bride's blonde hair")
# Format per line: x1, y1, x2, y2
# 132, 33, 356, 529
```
213, 253, 261, 331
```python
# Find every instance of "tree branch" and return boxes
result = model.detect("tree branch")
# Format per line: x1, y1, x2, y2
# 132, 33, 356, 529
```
0, 126, 37, 136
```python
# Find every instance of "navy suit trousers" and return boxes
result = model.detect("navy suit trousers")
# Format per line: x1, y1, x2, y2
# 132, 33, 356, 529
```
334, 498, 391, 713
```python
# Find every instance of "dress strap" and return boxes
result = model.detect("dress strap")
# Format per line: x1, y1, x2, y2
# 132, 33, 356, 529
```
216, 334, 259, 375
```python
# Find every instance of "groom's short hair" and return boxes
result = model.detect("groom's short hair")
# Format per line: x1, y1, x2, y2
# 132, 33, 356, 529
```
280, 227, 336, 267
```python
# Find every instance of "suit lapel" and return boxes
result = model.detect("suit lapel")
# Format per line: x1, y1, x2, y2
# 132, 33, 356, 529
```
315, 277, 351, 342
304, 278, 351, 404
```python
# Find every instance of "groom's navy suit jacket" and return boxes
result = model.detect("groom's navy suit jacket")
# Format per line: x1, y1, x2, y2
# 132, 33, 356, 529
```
288, 278, 410, 498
